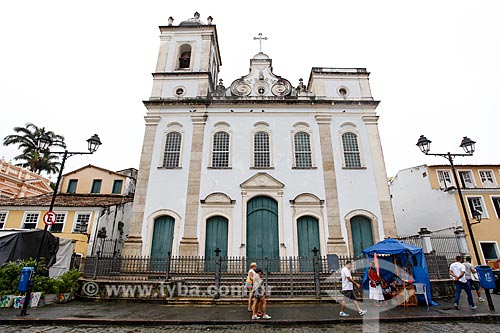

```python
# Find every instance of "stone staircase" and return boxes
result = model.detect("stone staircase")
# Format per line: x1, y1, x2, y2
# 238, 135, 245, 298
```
168, 271, 356, 301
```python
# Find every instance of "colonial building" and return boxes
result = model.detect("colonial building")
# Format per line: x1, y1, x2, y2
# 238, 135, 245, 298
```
390, 164, 500, 268
0, 158, 52, 198
0, 193, 134, 256
0, 164, 136, 256
123, 13, 396, 259
60, 164, 137, 196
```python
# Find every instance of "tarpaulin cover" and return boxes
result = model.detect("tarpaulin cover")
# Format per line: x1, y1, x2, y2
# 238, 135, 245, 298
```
362, 238, 437, 306
49, 237, 75, 278
0, 229, 59, 268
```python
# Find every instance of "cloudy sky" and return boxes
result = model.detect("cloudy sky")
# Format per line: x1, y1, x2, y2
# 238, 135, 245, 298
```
1, 1, 499, 179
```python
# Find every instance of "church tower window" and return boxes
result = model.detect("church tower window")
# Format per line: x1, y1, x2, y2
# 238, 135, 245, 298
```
212, 131, 230, 168
254, 131, 270, 168
294, 132, 312, 168
178, 44, 192, 69
163, 131, 182, 168
342, 132, 361, 168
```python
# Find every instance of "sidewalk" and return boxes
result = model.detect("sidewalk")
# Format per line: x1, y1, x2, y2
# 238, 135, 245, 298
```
1, 294, 499, 325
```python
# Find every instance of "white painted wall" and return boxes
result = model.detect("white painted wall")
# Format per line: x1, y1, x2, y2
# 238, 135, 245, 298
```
141, 113, 193, 254
332, 115, 384, 244
140, 106, 386, 256
390, 165, 462, 235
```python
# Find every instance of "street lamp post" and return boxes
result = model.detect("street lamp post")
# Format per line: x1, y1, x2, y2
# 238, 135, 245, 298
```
416, 135, 495, 311
19, 134, 102, 316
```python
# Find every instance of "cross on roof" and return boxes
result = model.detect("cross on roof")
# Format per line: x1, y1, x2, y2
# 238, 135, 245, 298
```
253, 33, 268, 53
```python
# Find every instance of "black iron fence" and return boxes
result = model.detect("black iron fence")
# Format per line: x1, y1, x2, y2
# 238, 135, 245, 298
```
81, 249, 451, 299
399, 233, 461, 262
82, 250, 355, 298
91, 238, 124, 257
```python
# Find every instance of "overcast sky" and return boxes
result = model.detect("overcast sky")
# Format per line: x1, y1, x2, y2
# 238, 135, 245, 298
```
1, 1, 499, 180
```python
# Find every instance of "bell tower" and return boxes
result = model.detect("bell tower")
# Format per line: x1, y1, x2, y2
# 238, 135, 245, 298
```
150, 12, 222, 99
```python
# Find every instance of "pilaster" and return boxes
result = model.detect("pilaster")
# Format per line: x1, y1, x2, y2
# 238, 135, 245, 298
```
362, 115, 397, 238
178, 113, 208, 256
122, 115, 160, 256
315, 114, 346, 255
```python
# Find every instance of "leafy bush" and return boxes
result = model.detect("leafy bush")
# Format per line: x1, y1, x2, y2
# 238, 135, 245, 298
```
0, 259, 79, 296
0, 261, 24, 296
55, 270, 81, 294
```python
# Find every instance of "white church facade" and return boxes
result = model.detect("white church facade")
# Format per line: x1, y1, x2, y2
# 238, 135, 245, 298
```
123, 13, 396, 259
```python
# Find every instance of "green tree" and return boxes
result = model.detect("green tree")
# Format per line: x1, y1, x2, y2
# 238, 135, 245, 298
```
3, 123, 66, 175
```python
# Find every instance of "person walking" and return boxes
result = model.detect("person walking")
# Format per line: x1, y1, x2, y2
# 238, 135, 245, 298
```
251, 268, 271, 320
464, 256, 485, 302
339, 260, 367, 317
246, 262, 257, 312
449, 255, 477, 310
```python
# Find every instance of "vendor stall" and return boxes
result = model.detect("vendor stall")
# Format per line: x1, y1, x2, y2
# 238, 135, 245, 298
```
361, 238, 437, 306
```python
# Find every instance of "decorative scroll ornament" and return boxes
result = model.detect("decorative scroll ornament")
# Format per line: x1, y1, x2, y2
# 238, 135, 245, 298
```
271, 79, 292, 96
230, 79, 252, 96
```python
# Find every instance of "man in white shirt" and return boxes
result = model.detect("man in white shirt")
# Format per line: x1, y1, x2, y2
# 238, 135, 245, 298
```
339, 261, 367, 317
449, 255, 476, 310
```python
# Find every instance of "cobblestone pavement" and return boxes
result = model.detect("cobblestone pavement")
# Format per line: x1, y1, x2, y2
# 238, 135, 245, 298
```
1, 322, 500, 333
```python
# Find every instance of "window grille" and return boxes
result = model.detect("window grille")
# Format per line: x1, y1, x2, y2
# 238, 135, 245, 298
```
212, 131, 230, 168
294, 132, 312, 168
49, 213, 66, 233
163, 132, 182, 168
73, 213, 91, 233
254, 131, 270, 168
342, 132, 361, 168
0, 212, 7, 229
23, 212, 39, 229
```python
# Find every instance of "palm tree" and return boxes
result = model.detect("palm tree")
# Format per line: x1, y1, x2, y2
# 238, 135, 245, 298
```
3, 123, 66, 175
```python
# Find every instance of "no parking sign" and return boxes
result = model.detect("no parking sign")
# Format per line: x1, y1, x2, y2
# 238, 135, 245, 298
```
43, 211, 57, 226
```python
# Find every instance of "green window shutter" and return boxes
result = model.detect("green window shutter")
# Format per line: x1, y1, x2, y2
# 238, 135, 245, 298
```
351, 216, 374, 257
67, 179, 78, 193
91, 179, 102, 193
205, 216, 229, 272
297, 216, 321, 272
151, 216, 175, 258
112, 180, 123, 194
246, 196, 279, 270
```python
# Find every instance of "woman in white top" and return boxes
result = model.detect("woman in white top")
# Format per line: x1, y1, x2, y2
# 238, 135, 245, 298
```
246, 262, 257, 311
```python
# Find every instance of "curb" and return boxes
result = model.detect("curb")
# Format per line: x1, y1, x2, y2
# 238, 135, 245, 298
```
1, 314, 499, 326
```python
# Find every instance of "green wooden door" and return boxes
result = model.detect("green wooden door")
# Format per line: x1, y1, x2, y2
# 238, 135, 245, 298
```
246, 196, 279, 270
151, 216, 175, 270
297, 216, 321, 271
205, 216, 228, 272
351, 215, 374, 257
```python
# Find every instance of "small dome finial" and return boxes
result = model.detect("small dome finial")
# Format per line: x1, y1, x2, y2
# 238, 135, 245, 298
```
207, 16, 213, 25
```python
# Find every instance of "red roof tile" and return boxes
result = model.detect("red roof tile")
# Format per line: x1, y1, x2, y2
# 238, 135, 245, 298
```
0, 193, 134, 208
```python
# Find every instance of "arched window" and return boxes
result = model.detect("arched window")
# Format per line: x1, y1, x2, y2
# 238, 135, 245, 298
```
212, 131, 230, 168
254, 131, 270, 168
163, 131, 182, 168
342, 132, 361, 168
294, 132, 312, 168
178, 44, 191, 69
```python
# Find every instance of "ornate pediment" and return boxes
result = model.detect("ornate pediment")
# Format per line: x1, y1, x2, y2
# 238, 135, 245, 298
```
240, 172, 284, 190
290, 193, 324, 206
225, 53, 293, 97
200, 192, 234, 205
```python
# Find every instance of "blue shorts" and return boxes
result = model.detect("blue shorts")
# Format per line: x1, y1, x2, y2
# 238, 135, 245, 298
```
468, 279, 480, 291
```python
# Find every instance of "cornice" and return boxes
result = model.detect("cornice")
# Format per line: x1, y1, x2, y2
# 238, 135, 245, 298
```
143, 97, 380, 108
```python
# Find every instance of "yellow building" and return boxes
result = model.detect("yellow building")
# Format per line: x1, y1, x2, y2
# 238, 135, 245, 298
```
427, 164, 500, 268
60, 164, 137, 196
0, 193, 134, 256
